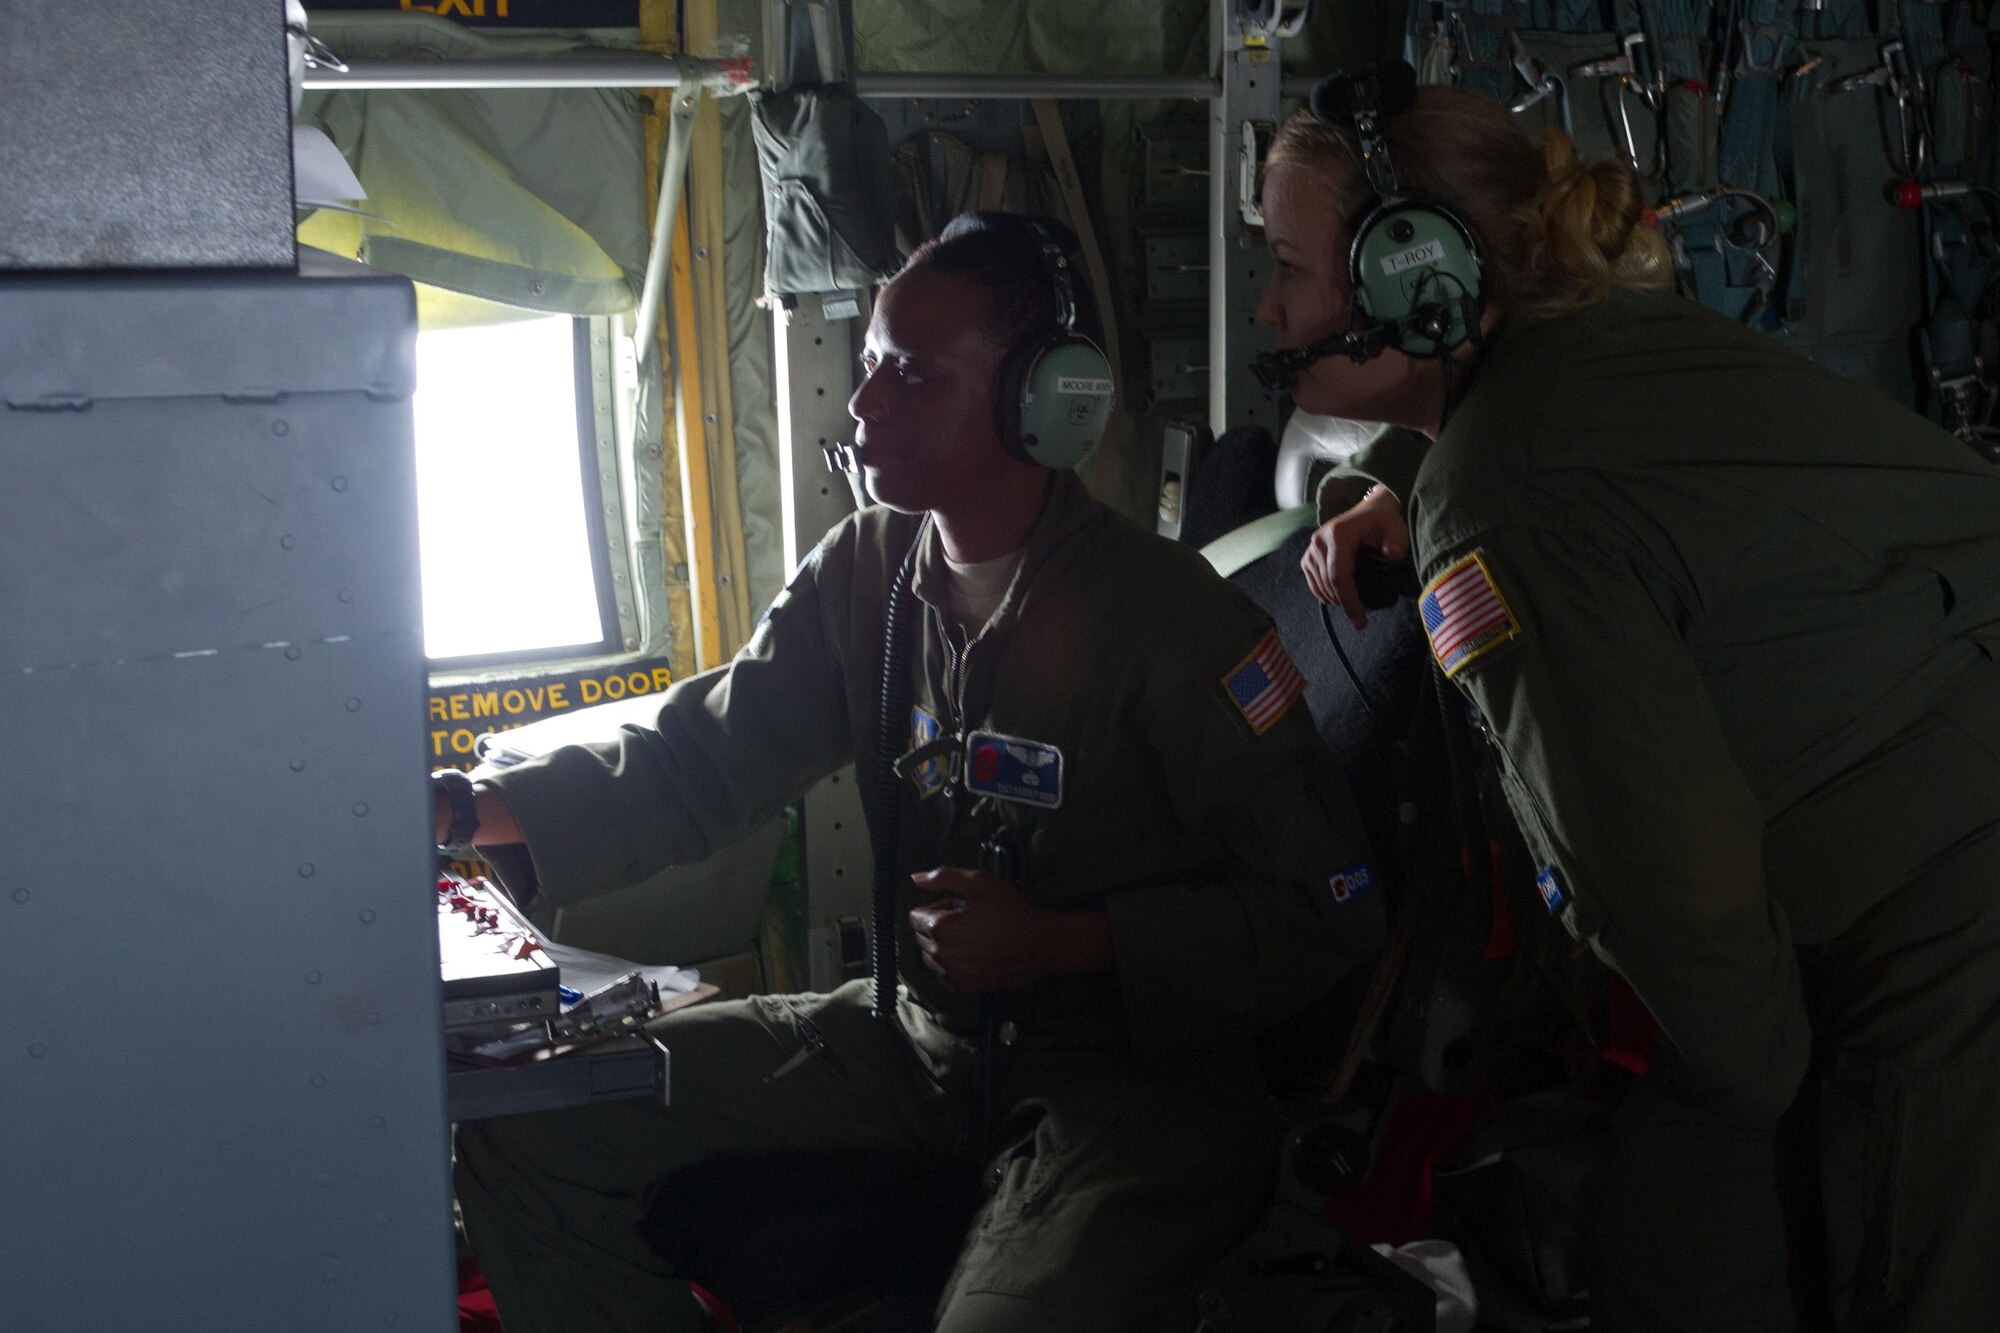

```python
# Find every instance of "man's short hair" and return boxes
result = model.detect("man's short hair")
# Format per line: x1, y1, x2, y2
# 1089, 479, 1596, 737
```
898, 213, 1099, 354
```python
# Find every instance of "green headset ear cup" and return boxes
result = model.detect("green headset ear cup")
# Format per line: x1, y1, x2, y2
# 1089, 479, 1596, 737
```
996, 334, 1114, 469
1348, 197, 1486, 357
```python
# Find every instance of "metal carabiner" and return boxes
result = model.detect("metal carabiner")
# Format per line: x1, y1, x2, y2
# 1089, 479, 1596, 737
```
1610, 74, 1665, 179
286, 21, 348, 73
1508, 35, 1573, 136
1833, 39, 1929, 178
1571, 32, 1661, 178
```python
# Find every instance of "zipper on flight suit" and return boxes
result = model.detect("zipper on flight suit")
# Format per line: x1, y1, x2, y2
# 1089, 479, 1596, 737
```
936, 609, 980, 792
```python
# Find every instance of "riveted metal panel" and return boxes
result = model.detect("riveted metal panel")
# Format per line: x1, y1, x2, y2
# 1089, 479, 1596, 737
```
0, 273, 451, 1333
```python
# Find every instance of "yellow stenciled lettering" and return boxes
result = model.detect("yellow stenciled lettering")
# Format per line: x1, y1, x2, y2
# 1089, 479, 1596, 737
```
449, 695, 469, 721
580, 678, 602, 704
451, 729, 477, 755
652, 667, 673, 692
398, 0, 438, 12
547, 682, 568, 709
522, 685, 547, 712
428, 697, 448, 722
435, 0, 475, 17
502, 689, 526, 714
627, 672, 651, 695
603, 674, 627, 700
431, 729, 452, 756
472, 691, 501, 718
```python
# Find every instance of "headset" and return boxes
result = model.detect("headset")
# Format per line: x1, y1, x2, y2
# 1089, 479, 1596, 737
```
941, 211, 1115, 470
1251, 61, 1490, 397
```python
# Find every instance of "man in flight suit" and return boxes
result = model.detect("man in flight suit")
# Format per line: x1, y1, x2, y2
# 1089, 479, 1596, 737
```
449, 215, 1385, 1332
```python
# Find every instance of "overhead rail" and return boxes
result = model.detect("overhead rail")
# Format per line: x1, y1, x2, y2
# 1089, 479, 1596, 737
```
302, 55, 751, 90
853, 73, 1219, 100
305, 61, 1235, 101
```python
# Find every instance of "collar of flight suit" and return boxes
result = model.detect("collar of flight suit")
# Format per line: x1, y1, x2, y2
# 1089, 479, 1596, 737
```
906, 469, 1105, 638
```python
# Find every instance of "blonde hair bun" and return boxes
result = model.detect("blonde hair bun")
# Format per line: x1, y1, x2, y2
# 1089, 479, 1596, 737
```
1265, 87, 1671, 323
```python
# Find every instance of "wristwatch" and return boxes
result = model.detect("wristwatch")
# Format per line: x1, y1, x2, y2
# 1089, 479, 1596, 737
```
431, 768, 480, 851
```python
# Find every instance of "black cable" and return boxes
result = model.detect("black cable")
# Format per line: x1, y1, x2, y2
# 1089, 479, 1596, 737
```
1319, 601, 1384, 733
1437, 346, 1456, 437
869, 529, 926, 1022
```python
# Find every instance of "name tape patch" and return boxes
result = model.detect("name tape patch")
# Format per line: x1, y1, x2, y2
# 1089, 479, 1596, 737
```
1329, 862, 1376, 905
1222, 630, 1305, 734
1380, 238, 1446, 276
964, 730, 1063, 809
1056, 375, 1115, 396
1420, 551, 1520, 677
1535, 865, 1565, 914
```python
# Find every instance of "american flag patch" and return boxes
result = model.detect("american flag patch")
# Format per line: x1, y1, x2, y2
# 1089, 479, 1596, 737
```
1421, 551, 1520, 677
1222, 630, 1305, 734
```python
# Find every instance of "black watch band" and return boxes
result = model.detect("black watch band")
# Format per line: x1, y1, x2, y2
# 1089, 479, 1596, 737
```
432, 768, 480, 851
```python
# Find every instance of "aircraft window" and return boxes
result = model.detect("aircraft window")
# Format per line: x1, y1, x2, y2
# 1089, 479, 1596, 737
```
414, 314, 616, 663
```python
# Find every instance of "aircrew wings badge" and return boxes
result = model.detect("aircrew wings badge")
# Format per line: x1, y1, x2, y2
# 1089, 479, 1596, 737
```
964, 730, 1063, 809
1420, 551, 1520, 677
1223, 630, 1305, 735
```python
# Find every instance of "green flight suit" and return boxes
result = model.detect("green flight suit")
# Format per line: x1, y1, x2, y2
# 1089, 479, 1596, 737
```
1322, 288, 2000, 1332
455, 472, 1384, 1332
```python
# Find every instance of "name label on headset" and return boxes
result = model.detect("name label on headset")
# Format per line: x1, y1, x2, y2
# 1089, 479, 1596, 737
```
1056, 376, 1115, 396
1379, 239, 1446, 276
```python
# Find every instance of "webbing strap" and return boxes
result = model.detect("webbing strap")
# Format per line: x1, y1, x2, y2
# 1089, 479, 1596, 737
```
1447, 0, 1527, 103
1632, 0, 1704, 82
1693, 0, 1797, 324
1893, 0, 1997, 438
1716, 0, 1797, 193
1635, 0, 1718, 191
1891, 0, 1949, 84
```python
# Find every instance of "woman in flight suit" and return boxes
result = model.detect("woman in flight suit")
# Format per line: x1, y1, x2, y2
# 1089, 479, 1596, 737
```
1257, 75, 2000, 1332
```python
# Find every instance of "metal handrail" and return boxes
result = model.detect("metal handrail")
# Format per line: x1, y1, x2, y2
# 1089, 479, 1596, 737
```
306, 59, 1222, 100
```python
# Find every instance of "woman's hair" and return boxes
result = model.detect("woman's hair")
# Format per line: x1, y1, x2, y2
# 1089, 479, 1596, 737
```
1265, 85, 1672, 324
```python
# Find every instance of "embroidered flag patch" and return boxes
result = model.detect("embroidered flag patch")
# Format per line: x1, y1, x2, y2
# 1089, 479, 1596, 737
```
1535, 865, 1565, 914
1420, 551, 1520, 677
909, 706, 946, 797
1223, 630, 1305, 734
1328, 862, 1376, 905
964, 730, 1064, 809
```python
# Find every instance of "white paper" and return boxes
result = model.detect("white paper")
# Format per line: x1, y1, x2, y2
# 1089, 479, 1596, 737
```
293, 126, 366, 209
543, 938, 702, 997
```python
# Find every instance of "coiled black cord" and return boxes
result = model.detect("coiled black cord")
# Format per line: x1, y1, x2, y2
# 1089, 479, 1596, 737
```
870, 530, 926, 1021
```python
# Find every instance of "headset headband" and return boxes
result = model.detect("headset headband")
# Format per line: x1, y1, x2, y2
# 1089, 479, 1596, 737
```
1308, 60, 1418, 200
1019, 218, 1079, 333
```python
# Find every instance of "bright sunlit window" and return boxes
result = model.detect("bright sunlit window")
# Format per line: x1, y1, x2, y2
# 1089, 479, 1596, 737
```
413, 316, 610, 662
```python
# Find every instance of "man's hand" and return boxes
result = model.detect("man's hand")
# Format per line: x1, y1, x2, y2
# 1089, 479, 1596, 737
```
907, 868, 1111, 994
1301, 484, 1410, 630
432, 779, 525, 848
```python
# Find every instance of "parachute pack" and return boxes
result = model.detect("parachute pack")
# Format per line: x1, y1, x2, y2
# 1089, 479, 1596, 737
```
1407, 0, 2000, 456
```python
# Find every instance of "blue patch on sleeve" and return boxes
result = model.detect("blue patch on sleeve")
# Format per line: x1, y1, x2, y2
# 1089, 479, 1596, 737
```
1328, 862, 1375, 905
909, 707, 945, 796
1536, 865, 1565, 914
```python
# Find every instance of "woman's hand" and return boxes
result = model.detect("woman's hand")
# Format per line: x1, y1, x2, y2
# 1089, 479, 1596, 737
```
1301, 484, 1410, 629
